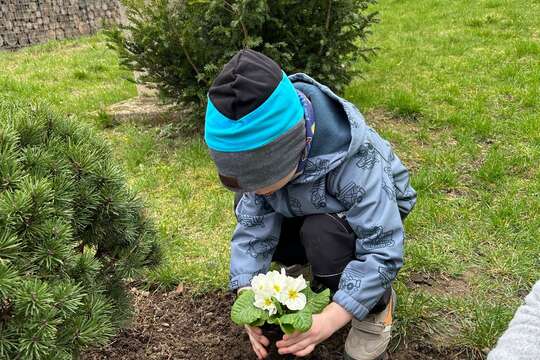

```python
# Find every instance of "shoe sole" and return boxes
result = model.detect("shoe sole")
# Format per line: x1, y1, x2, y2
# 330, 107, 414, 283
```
343, 352, 388, 360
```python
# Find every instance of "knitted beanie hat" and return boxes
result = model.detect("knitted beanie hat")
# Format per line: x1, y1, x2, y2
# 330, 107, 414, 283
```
204, 49, 306, 192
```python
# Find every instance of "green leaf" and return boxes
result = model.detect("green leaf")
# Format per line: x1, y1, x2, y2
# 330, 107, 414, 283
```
279, 310, 312, 334
303, 287, 331, 314
230, 290, 266, 326
272, 296, 284, 315
278, 321, 295, 334
249, 317, 266, 327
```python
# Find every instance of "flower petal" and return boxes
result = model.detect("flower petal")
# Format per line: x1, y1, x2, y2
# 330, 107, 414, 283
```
285, 293, 306, 311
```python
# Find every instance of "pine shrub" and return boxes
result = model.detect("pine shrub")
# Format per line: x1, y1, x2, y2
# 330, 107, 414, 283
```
0, 99, 161, 359
107, 0, 379, 131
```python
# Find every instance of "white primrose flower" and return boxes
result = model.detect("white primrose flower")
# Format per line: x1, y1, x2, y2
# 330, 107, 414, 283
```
266, 269, 287, 299
281, 274, 307, 311
250, 269, 309, 314
253, 291, 277, 316
250, 273, 271, 295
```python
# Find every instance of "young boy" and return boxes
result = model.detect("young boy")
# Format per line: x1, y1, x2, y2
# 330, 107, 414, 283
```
204, 49, 417, 359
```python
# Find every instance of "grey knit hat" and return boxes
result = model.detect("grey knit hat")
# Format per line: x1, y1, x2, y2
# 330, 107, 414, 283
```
204, 49, 305, 192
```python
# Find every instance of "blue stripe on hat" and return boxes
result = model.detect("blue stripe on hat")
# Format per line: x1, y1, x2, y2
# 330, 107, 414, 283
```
204, 71, 304, 152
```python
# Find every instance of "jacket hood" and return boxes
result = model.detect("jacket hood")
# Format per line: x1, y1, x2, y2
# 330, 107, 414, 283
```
288, 73, 369, 184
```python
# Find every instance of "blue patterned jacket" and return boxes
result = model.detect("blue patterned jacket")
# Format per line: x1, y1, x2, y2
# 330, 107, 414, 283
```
229, 73, 417, 320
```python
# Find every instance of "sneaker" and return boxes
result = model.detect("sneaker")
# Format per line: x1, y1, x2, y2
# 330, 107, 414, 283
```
343, 288, 396, 360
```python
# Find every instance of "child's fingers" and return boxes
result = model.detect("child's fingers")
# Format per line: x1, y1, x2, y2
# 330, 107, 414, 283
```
278, 338, 313, 355
248, 333, 266, 359
250, 343, 262, 360
245, 326, 269, 347
282, 331, 301, 340
258, 334, 270, 347
248, 333, 260, 356
277, 331, 310, 348
293, 344, 315, 357
245, 327, 258, 339
259, 345, 268, 359
251, 333, 269, 347
254, 341, 268, 359
246, 327, 270, 359
247, 325, 262, 335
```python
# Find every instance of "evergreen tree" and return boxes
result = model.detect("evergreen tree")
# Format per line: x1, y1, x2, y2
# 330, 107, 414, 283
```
0, 99, 161, 359
107, 0, 378, 132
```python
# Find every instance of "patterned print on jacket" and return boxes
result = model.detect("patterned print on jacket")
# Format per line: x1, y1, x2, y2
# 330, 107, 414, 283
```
237, 214, 265, 228
382, 181, 397, 202
354, 143, 379, 170
247, 236, 278, 260
311, 177, 327, 209
357, 225, 395, 250
336, 181, 366, 208
378, 260, 398, 289
254, 195, 274, 212
289, 197, 304, 216
304, 158, 330, 176
339, 267, 365, 293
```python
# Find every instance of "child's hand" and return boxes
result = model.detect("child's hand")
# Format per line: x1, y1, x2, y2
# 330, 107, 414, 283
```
275, 302, 353, 357
274, 313, 333, 356
245, 325, 270, 359
237, 288, 269, 358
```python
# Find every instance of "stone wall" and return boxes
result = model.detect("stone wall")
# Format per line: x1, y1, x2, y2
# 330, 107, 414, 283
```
0, 0, 122, 50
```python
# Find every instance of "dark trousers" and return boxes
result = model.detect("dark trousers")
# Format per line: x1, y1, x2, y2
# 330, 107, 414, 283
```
274, 214, 392, 314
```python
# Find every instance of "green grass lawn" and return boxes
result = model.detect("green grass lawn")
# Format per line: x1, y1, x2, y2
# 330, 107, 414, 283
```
1, 0, 539, 356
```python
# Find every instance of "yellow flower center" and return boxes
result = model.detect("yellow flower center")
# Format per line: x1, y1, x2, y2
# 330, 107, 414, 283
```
264, 298, 273, 306
273, 284, 281, 292
288, 290, 298, 300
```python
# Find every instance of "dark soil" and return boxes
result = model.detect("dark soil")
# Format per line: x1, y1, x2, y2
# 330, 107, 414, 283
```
82, 288, 469, 360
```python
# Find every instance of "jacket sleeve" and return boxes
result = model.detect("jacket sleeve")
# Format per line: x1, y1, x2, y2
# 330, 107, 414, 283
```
228, 192, 283, 291
389, 147, 417, 217
330, 135, 407, 320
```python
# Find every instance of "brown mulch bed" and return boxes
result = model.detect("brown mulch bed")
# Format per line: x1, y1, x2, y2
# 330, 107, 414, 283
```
82, 288, 469, 360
